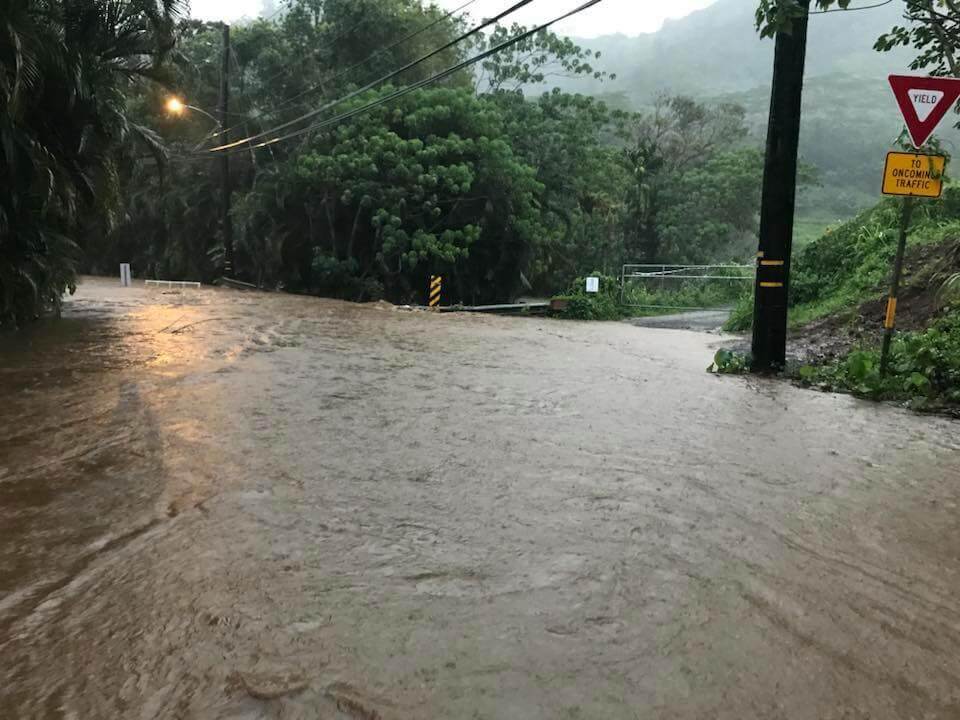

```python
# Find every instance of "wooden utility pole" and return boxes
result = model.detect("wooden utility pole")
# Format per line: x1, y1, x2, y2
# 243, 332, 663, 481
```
751, 0, 811, 372
219, 23, 235, 278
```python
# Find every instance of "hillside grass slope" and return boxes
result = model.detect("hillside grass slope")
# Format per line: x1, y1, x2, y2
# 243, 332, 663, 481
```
727, 188, 960, 411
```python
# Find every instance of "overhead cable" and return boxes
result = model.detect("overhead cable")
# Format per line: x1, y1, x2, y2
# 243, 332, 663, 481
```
208, 0, 483, 143
204, 0, 606, 157
203, 0, 543, 153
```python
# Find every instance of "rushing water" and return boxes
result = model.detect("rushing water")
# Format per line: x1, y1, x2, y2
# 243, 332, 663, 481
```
2, 277, 959, 719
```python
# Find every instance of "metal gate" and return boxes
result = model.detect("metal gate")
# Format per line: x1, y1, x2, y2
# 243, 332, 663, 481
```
620, 264, 755, 311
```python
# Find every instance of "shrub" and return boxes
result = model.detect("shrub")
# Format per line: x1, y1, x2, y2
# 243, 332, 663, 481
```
555, 273, 625, 321
797, 311, 960, 407
723, 290, 754, 332
709, 349, 751, 374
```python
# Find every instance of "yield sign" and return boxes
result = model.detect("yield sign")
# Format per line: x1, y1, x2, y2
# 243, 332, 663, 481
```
889, 75, 960, 149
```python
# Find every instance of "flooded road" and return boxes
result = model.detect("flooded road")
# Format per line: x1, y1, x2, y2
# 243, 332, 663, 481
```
2, 276, 960, 719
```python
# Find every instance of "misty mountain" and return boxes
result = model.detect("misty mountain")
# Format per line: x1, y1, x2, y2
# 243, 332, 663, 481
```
565, 0, 913, 101
557, 0, 947, 224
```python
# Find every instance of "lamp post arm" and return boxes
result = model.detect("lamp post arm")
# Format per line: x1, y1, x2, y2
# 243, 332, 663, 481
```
185, 104, 222, 127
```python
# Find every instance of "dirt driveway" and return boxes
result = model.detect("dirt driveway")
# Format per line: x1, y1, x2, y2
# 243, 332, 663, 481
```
1, 277, 959, 719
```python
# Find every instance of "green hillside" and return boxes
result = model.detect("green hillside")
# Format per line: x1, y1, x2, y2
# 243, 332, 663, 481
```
555, 0, 959, 231
562, 0, 913, 99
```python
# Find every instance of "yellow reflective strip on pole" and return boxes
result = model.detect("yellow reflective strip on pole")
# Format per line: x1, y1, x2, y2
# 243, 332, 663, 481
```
884, 297, 898, 330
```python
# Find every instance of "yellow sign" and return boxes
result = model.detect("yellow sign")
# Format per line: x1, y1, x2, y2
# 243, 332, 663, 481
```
882, 152, 946, 198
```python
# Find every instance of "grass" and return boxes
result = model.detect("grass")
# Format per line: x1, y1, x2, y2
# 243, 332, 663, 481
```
727, 190, 960, 333
793, 215, 842, 249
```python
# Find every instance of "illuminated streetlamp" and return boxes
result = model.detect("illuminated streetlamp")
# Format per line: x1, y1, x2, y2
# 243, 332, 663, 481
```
165, 96, 221, 127
165, 95, 235, 279
165, 96, 185, 115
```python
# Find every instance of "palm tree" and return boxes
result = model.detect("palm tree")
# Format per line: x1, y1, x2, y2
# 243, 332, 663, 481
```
0, 0, 184, 327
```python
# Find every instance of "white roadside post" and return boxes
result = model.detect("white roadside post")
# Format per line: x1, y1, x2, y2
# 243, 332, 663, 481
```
120, 264, 132, 287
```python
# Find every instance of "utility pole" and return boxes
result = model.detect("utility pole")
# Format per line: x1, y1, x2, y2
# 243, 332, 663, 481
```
751, 0, 811, 372
219, 23, 235, 279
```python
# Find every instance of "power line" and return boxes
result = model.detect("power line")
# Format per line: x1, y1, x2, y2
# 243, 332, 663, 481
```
261, 0, 483, 125
203, 0, 543, 153
809, 0, 893, 14
260, 3, 285, 24
203, 0, 479, 142
189, 6, 378, 148
204, 0, 606, 157
209, 0, 482, 144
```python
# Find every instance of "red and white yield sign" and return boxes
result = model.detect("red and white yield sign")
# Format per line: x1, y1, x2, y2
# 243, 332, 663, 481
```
889, 75, 960, 149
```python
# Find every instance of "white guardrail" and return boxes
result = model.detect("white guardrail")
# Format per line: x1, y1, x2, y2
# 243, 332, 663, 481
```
145, 280, 202, 289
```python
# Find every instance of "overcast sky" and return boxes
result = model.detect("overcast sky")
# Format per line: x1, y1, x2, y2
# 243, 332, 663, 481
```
189, 0, 717, 38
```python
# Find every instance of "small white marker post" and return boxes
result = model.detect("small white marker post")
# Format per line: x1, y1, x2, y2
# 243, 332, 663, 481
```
585, 277, 600, 294
120, 264, 132, 287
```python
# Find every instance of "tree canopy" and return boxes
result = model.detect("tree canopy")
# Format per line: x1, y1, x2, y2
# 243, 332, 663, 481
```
0, 0, 183, 326
90, 0, 768, 306
10, 0, 886, 324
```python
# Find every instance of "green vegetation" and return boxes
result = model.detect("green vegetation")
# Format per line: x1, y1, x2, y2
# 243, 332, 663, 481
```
65, 1, 773, 312
798, 311, 960, 409
557, 269, 751, 322
554, 275, 625, 321
564, 1, 960, 230
624, 273, 751, 314
724, 291, 755, 333
5, 0, 960, 360
709, 349, 752, 374
0, 0, 181, 327
3, 0, 798, 325
725, 186, 960, 333
788, 190, 960, 409
718, 179, 960, 408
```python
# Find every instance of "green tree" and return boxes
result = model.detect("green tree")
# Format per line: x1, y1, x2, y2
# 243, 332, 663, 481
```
476, 25, 626, 290
0, 0, 182, 327
875, 0, 960, 75
657, 148, 766, 263
492, 90, 629, 290
239, 85, 546, 304
111, 8, 635, 302
755, 0, 850, 36
622, 96, 752, 263
757, 0, 960, 77
475, 24, 612, 94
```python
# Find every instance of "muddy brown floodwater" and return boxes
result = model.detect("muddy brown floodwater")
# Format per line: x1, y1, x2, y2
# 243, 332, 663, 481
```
2, 277, 960, 719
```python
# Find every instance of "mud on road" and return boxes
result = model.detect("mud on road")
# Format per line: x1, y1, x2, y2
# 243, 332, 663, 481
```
1, 277, 960, 719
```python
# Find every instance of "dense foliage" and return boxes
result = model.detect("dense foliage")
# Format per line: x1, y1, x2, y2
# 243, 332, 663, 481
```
554, 274, 625, 321
83, 0, 770, 307
726, 185, 960, 332
11, 0, 958, 324
0, 0, 181, 327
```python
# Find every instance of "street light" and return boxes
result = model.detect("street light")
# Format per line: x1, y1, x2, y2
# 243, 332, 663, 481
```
165, 96, 221, 127
165, 95, 234, 280
165, 96, 185, 115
